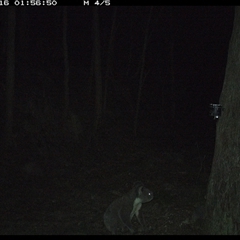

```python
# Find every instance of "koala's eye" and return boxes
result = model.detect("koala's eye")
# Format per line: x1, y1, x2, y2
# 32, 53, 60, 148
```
148, 192, 153, 198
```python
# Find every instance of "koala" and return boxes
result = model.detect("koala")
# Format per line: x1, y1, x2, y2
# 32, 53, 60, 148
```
103, 181, 153, 234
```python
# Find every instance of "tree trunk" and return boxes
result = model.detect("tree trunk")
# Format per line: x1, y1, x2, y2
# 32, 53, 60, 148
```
63, 7, 70, 120
5, 7, 16, 146
18, 8, 30, 78
134, 7, 152, 136
206, 6, 240, 234
93, 8, 102, 131
103, 7, 117, 115
169, 7, 176, 121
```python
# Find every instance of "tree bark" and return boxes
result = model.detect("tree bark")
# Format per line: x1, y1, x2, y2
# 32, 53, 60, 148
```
5, 7, 16, 146
103, 7, 117, 115
93, 8, 102, 131
134, 7, 152, 136
206, 6, 240, 234
63, 7, 69, 120
169, 7, 176, 121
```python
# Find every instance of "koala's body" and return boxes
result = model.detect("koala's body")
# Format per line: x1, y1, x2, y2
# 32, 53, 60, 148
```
103, 182, 153, 234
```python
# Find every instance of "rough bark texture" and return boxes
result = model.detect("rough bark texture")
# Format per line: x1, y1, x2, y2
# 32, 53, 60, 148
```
206, 6, 240, 234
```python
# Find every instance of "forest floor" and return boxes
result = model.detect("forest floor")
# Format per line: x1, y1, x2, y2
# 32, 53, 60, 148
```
0, 123, 213, 235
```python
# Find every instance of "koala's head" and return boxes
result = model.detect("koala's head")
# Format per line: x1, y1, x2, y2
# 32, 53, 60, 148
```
133, 182, 153, 203
137, 186, 153, 203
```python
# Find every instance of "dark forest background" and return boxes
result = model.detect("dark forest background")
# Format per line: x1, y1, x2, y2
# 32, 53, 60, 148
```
0, 6, 236, 235
0, 6, 234, 143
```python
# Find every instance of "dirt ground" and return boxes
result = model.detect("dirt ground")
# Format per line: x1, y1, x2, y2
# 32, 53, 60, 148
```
0, 126, 212, 235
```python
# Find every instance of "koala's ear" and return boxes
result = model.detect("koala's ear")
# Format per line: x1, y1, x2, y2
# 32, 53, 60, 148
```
137, 186, 144, 196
